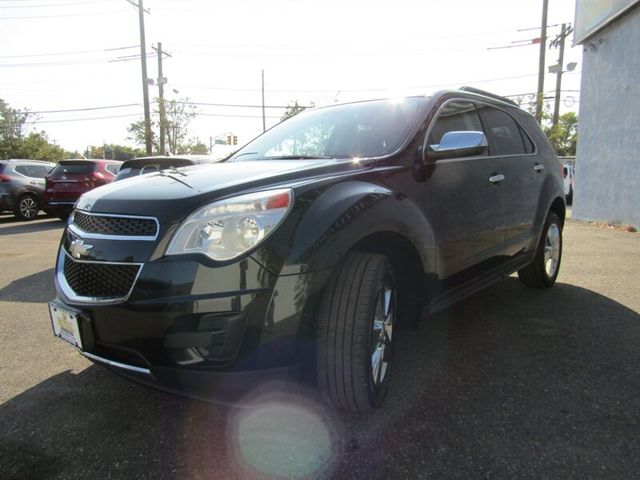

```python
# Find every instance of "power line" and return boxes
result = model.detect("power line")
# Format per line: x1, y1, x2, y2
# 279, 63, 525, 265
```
25, 112, 143, 124
22, 103, 140, 114
178, 100, 311, 109
198, 112, 281, 119
1, 10, 128, 19
0, 45, 138, 59
0, 0, 118, 7
0, 57, 141, 67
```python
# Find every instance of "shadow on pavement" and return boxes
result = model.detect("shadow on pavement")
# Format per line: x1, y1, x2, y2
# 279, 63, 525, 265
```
1, 279, 639, 480
0, 268, 55, 303
0, 216, 65, 235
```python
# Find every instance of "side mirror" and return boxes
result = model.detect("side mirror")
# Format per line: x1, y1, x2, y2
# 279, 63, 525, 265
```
426, 131, 488, 162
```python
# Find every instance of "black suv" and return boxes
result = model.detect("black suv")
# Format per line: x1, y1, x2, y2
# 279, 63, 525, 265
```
49, 88, 565, 411
0, 159, 56, 220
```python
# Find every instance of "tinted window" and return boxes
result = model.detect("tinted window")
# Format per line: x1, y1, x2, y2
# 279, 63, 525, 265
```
50, 163, 95, 176
479, 106, 526, 156
427, 100, 484, 148
105, 164, 120, 175
14, 165, 30, 176
229, 98, 426, 161
115, 159, 193, 180
28, 165, 52, 178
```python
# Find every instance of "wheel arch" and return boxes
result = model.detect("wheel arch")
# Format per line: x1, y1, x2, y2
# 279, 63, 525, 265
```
549, 195, 566, 226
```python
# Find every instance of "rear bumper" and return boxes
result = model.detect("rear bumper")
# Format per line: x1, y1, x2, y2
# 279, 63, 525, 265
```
0, 193, 15, 210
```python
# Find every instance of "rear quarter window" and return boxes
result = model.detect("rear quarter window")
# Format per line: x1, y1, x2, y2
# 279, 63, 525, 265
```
479, 106, 527, 156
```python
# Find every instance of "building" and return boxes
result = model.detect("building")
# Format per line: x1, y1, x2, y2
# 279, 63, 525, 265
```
573, 0, 640, 228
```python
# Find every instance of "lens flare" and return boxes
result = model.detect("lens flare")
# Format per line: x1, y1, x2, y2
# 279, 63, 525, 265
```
228, 384, 339, 479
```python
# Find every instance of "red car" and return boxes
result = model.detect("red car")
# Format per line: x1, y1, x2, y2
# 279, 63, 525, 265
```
44, 159, 122, 219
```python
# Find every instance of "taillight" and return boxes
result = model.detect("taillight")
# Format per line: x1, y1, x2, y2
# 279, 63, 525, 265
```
0, 174, 11, 182
92, 172, 106, 186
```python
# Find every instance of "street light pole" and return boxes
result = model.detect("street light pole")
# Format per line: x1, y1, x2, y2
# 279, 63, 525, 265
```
125, 0, 153, 155
154, 42, 170, 156
535, 0, 549, 124
261, 69, 266, 132
138, 0, 152, 155
551, 24, 573, 127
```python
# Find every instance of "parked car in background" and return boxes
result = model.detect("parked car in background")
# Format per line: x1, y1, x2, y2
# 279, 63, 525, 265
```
114, 155, 222, 182
50, 88, 566, 411
563, 162, 575, 204
0, 159, 56, 220
44, 159, 121, 220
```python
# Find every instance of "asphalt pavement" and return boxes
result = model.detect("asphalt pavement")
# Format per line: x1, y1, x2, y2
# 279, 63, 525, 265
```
0, 211, 639, 480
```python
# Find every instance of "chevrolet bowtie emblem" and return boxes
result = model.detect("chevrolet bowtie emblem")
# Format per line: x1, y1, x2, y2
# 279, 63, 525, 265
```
69, 239, 93, 259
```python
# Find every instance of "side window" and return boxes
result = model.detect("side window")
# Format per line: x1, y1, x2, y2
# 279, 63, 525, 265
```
28, 165, 50, 178
427, 100, 485, 153
479, 106, 526, 156
105, 164, 120, 175
14, 165, 30, 176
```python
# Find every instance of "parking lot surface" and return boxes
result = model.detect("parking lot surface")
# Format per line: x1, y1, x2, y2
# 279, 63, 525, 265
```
0, 212, 639, 479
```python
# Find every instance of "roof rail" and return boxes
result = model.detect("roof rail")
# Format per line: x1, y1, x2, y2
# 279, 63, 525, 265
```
5, 158, 56, 164
459, 86, 519, 107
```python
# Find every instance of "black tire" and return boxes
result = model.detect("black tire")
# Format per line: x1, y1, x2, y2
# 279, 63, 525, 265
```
14, 194, 40, 221
317, 252, 396, 411
518, 212, 563, 288
566, 188, 573, 205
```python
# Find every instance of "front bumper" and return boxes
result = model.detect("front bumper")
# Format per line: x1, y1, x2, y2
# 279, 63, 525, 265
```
53, 248, 332, 396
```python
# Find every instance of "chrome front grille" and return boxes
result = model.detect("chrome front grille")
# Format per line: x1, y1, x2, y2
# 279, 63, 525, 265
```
72, 211, 158, 239
56, 250, 143, 304
63, 255, 140, 298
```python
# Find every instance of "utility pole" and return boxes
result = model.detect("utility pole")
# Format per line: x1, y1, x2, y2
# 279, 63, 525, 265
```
550, 24, 574, 127
261, 69, 266, 132
125, 0, 153, 155
535, 0, 549, 123
153, 42, 171, 156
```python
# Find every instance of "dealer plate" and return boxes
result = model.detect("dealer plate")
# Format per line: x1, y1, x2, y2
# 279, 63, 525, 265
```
49, 302, 83, 349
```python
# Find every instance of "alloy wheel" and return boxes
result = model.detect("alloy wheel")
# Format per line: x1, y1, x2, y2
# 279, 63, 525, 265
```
371, 280, 394, 387
544, 223, 561, 278
20, 197, 38, 220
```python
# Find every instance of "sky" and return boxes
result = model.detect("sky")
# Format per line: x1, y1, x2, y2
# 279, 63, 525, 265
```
0, 0, 583, 153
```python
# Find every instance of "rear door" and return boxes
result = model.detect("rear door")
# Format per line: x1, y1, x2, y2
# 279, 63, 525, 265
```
424, 99, 506, 278
479, 106, 543, 256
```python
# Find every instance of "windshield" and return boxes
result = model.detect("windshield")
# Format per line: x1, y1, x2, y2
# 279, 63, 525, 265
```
228, 98, 426, 161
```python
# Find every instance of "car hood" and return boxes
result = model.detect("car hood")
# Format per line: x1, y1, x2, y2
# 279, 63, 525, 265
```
75, 159, 371, 222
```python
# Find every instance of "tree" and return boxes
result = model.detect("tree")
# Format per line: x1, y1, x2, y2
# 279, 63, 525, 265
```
514, 96, 577, 156
543, 112, 577, 156
0, 99, 71, 161
127, 98, 197, 155
187, 140, 209, 155
18, 132, 66, 161
0, 99, 32, 159
280, 101, 313, 122
85, 144, 145, 161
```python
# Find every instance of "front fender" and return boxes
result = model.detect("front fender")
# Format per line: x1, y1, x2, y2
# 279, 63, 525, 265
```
254, 180, 436, 276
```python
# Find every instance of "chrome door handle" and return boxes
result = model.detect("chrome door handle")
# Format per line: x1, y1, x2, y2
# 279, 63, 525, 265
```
489, 174, 505, 184
534, 164, 544, 172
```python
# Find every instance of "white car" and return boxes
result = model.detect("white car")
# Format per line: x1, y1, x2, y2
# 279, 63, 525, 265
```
563, 163, 575, 204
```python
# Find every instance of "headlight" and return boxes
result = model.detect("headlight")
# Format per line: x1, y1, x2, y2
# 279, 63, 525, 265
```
166, 189, 293, 261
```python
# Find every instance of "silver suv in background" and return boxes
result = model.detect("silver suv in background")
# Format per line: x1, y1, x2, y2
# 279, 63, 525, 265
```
0, 159, 56, 220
